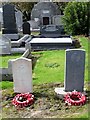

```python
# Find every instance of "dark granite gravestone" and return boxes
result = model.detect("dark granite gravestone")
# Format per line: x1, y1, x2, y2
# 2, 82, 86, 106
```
2, 4, 18, 40
22, 22, 31, 35
40, 25, 65, 38
64, 49, 85, 92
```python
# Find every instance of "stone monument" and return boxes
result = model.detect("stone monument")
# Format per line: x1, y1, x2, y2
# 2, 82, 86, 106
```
55, 49, 86, 98
0, 35, 11, 55
12, 57, 32, 93
2, 4, 19, 40
64, 49, 85, 92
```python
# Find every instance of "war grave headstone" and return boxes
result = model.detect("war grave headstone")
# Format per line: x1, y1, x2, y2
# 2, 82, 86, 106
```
64, 49, 85, 92
2, 4, 19, 40
22, 21, 31, 35
55, 49, 86, 97
12, 57, 32, 93
0, 35, 11, 55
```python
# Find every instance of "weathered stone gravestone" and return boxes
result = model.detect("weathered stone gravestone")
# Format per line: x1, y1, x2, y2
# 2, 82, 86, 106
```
15, 9, 23, 31
0, 35, 11, 55
12, 57, 32, 93
64, 49, 85, 92
2, 4, 19, 40
22, 21, 31, 35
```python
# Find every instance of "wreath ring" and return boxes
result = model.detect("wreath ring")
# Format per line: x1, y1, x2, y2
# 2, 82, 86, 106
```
64, 91, 86, 106
12, 93, 34, 107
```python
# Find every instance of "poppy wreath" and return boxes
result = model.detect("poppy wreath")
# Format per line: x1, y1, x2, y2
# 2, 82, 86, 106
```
64, 91, 86, 106
12, 93, 34, 107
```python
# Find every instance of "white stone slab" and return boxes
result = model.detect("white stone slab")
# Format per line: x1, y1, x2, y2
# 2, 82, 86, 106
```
55, 87, 69, 99
30, 38, 72, 44
12, 57, 32, 93
55, 87, 87, 99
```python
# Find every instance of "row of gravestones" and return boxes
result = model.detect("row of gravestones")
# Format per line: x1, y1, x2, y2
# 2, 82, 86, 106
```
0, 35, 31, 55
11, 49, 85, 93
2, 4, 31, 40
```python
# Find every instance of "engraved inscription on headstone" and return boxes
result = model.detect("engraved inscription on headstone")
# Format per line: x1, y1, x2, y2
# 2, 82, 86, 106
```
64, 49, 85, 92
12, 57, 32, 93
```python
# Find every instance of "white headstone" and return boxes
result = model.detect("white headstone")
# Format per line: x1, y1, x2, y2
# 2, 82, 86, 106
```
12, 57, 32, 93
64, 49, 85, 92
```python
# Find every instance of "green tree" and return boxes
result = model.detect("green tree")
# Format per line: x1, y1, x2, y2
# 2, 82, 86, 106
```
63, 2, 89, 36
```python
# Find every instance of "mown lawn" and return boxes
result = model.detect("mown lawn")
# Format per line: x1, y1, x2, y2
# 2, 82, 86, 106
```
0, 36, 90, 119
0, 53, 22, 68
32, 36, 89, 85
0, 36, 89, 88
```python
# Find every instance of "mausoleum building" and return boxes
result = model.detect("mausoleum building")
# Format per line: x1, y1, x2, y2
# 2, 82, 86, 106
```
31, 1, 61, 26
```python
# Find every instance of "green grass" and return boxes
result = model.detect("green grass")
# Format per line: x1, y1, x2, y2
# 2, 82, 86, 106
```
0, 53, 22, 68
32, 50, 65, 84
1, 36, 89, 89
0, 81, 13, 89
1, 36, 89, 119
32, 36, 89, 85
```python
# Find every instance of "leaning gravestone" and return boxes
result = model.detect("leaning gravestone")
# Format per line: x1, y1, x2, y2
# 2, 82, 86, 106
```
2, 4, 19, 40
0, 35, 11, 55
12, 57, 32, 93
22, 21, 31, 35
64, 49, 85, 92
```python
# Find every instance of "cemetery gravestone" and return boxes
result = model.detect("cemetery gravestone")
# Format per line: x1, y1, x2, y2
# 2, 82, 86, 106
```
64, 49, 85, 92
2, 4, 18, 40
15, 10, 23, 31
40, 25, 64, 38
12, 57, 32, 93
22, 21, 31, 35
0, 35, 11, 55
